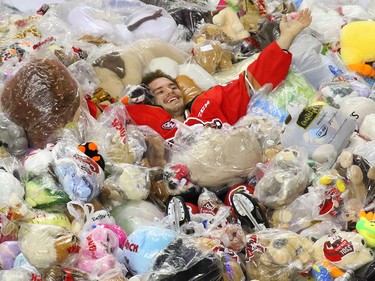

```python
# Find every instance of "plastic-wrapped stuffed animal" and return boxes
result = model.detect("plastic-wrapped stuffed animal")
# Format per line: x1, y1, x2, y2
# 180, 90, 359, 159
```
212, 0, 249, 41
313, 229, 374, 271
92, 38, 189, 99
171, 126, 263, 190
254, 147, 312, 208
246, 229, 314, 281
76, 227, 121, 277
356, 210, 375, 248
1, 56, 80, 149
18, 224, 80, 270
192, 37, 233, 74
340, 21, 375, 77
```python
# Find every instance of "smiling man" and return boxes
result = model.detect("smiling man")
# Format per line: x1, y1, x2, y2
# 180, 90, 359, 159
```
125, 9, 312, 141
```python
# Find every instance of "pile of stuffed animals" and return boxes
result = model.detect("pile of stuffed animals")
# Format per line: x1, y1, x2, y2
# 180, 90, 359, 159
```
1, 0, 375, 280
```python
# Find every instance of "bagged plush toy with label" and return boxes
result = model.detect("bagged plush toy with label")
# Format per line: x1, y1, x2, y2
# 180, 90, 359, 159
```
281, 104, 356, 167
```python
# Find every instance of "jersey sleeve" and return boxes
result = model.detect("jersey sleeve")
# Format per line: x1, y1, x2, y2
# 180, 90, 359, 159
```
246, 41, 292, 91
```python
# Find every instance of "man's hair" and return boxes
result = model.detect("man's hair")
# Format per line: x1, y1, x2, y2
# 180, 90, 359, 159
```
141, 69, 177, 86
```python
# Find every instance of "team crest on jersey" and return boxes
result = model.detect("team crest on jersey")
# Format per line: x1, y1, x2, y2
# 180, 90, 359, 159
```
204, 118, 223, 129
185, 117, 223, 129
162, 120, 177, 130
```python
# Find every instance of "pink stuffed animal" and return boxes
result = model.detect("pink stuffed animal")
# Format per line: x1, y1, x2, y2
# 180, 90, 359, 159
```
77, 227, 120, 276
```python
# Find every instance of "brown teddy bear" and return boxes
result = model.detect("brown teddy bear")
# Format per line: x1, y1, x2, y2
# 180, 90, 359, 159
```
1, 56, 80, 149
192, 36, 233, 74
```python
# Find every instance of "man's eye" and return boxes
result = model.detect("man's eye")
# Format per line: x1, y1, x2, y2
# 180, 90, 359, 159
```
154, 91, 163, 96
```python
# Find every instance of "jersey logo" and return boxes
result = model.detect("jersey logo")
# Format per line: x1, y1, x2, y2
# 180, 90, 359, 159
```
185, 117, 223, 129
162, 120, 176, 130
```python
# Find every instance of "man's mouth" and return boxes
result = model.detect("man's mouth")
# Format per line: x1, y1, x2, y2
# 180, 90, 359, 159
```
166, 97, 179, 103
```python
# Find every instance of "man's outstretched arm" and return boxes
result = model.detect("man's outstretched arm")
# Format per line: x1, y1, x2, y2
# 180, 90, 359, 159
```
245, 8, 312, 92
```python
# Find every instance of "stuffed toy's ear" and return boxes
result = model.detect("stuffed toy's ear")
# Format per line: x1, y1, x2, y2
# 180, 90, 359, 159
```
175, 75, 203, 105
145, 57, 179, 78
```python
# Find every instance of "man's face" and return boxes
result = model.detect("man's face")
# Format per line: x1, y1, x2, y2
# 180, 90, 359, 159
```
148, 77, 185, 118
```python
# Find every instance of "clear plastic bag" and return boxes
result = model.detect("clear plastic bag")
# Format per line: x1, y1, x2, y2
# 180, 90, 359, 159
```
51, 141, 105, 202
281, 104, 356, 167
171, 123, 262, 190
245, 228, 314, 281
248, 66, 317, 123
102, 163, 151, 204
254, 147, 312, 208
0, 53, 81, 149
18, 223, 80, 270
148, 236, 226, 281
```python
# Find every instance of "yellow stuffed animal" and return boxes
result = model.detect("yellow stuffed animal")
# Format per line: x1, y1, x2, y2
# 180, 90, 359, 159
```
340, 21, 375, 77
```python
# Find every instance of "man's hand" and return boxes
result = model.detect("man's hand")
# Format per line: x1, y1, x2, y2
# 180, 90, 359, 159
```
276, 8, 312, 50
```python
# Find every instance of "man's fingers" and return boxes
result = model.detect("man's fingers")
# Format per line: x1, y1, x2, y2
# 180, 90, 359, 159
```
298, 8, 312, 26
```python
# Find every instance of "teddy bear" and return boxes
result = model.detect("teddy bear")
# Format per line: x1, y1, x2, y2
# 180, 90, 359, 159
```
110, 200, 165, 236
42, 265, 90, 281
102, 163, 150, 204
92, 38, 189, 99
212, 0, 249, 41
313, 229, 374, 271
169, 6, 215, 41
254, 147, 312, 209
123, 225, 177, 275
18, 223, 80, 270
0, 113, 28, 157
0, 14, 42, 43
1, 55, 81, 149
76, 226, 122, 277
163, 163, 200, 197
192, 23, 232, 44
245, 229, 314, 281
149, 237, 225, 281
23, 147, 71, 211
0, 169, 35, 222
340, 21, 375, 77
270, 192, 316, 233
170, 125, 263, 189
334, 150, 375, 212
51, 142, 105, 203
192, 37, 233, 74
209, 223, 246, 253
238, 0, 263, 33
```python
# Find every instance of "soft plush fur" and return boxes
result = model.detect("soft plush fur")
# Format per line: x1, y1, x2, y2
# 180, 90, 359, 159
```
92, 38, 189, 98
340, 21, 375, 77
